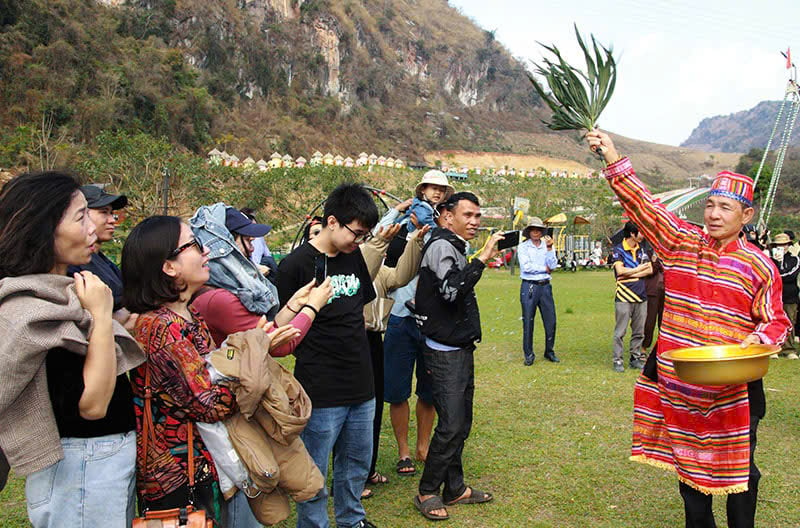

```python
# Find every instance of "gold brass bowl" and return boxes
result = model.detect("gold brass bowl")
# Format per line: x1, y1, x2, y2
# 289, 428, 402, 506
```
661, 344, 780, 385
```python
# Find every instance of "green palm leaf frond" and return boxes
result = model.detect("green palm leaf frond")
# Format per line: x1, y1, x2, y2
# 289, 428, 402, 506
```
528, 24, 617, 132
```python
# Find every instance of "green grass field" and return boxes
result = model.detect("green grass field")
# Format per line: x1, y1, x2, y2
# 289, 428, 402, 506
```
2, 270, 798, 527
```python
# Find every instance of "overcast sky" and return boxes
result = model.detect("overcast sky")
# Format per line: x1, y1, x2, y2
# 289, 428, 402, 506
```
449, 0, 799, 146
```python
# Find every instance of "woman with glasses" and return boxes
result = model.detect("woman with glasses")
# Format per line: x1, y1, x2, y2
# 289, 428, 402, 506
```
0, 171, 144, 528
122, 216, 288, 526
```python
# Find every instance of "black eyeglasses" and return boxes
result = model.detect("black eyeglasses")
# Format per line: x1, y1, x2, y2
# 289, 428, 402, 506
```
342, 223, 373, 243
170, 238, 203, 258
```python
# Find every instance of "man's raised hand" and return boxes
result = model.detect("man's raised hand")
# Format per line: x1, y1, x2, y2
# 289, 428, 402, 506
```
376, 223, 402, 242
585, 129, 620, 165
478, 232, 505, 264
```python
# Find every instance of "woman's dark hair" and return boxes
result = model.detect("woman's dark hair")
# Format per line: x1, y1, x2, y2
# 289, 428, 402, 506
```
301, 215, 323, 245
0, 171, 80, 279
240, 207, 257, 221
122, 216, 185, 313
322, 183, 378, 229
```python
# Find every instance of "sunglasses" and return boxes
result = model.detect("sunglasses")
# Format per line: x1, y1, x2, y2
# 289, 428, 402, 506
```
169, 238, 203, 258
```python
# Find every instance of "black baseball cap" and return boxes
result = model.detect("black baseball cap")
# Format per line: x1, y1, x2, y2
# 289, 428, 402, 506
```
225, 207, 272, 237
79, 185, 128, 210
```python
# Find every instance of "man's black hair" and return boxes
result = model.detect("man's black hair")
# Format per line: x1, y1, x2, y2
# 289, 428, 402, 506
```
442, 191, 480, 211
322, 183, 378, 229
623, 221, 639, 238
784, 230, 795, 241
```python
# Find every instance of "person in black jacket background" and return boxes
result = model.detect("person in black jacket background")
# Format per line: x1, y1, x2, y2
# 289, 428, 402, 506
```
412, 192, 503, 522
770, 233, 799, 359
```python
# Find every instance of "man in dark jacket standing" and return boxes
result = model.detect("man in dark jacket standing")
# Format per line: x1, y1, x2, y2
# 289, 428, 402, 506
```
770, 232, 799, 359
412, 192, 503, 522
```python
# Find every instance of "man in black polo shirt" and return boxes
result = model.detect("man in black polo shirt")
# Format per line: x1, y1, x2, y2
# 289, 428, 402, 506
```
609, 222, 652, 372
68, 185, 134, 328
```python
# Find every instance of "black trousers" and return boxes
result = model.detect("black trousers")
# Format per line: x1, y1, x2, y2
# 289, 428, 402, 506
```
679, 416, 761, 528
366, 330, 385, 480
0, 447, 8, 491
418, 343, 474, 502
642, 291, 664, 350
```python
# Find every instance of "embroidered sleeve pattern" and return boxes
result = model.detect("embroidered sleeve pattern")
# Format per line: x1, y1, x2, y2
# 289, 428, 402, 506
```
604, 157, 704, 262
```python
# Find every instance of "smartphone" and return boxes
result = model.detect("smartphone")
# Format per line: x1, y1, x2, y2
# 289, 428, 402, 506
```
314, 254, 326, 286
496, 230, 521, 251
544, 227, 554, 237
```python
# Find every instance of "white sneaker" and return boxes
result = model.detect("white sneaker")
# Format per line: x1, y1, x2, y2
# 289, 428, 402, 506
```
786, 353, 799, 360
770, 354, 779, 359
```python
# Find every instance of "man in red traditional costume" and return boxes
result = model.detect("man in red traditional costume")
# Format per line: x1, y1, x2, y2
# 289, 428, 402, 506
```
587, 130, 791, 528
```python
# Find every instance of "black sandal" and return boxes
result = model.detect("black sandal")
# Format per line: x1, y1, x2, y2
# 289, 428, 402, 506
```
396, 457, 416, 476
414, 495, 449, 521
445, 487, 493, 506
368, 471, 389, 484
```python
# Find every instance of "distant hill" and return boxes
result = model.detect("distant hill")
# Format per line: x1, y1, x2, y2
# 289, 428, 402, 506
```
681, 100, 800, 152
0, 0, 739, 183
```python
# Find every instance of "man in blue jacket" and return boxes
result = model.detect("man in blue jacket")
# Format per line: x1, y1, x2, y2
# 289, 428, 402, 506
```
412, 192, 503, 522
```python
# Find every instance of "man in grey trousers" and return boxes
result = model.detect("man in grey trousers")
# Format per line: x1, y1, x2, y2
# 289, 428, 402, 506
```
609, 222, 651, 372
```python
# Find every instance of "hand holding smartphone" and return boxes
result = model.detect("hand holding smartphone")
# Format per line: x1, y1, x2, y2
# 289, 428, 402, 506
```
314, 254, 326, 286
496, 230, 521, 251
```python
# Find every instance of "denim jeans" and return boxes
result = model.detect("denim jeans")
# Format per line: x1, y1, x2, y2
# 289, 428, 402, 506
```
520, 280, 557, 361
26, 431, 136, 528
418, 344, 474, 503
297, 399, 375, 528
226, 488, 262, 528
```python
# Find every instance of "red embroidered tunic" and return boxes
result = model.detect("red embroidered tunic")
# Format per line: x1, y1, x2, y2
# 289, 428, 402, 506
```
604, 157, 790, 495
131, 306, 237, 502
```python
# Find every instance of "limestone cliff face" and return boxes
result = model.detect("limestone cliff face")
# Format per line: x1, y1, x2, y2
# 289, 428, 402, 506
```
443, 61, 489, 107
401, 41, 429, 79
311, 15, 341, 96
105, 0, 545, 155
148, 0, 535, 111
241, 0, 303, 21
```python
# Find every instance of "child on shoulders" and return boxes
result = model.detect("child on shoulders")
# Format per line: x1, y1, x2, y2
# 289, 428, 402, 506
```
399, 170, 454, 232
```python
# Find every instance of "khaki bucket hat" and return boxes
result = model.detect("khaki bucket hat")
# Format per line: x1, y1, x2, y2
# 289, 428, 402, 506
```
415, 170, 455, 200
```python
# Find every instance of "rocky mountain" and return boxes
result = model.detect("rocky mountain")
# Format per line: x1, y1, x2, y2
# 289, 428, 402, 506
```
681, 100, 800, 152
1, 0, 545, 158
0, 0, 735, 181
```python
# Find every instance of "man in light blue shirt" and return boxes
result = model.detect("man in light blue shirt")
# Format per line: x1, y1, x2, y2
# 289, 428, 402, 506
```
517, 217, 559, 365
